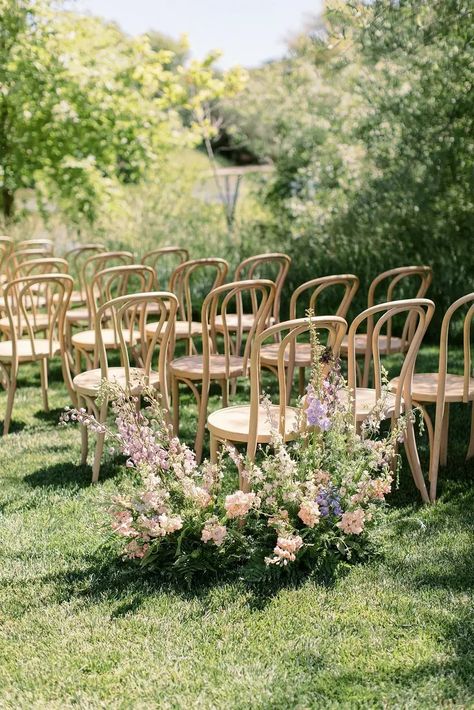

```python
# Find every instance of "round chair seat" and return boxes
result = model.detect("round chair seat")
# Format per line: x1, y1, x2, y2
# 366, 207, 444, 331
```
144, 320, 203, 340
0, 314, 50, 333
66, 307, 90, 323
69, 290, 85, 306
340, 334, 407, 355
71, 328, 140, 351
390, 373, 474, 404
73, 366, 159, 397
170, 354, 244, 380
260, 342, 312, 368
214, 313, 276, 332
338, 387, 401, 422
0, 339, 60, 362
207, 404, 299, 444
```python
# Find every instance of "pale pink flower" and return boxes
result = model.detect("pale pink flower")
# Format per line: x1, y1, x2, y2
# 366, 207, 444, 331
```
201, 517, 227, 547
298, 500, 321, 528
265, 534, 304, 566
111, 510, 138, 537
337, 508, 366, 535
124, 539, 149, 559
158, 513, 183, 535
224, 490, 260, 519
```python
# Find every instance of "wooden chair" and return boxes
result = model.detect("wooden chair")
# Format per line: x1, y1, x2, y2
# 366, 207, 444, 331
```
346, 298, 435, 503
0, 258, 69, 336
389, 293, 474, 501
64, 243, 104, 306
0, 274, 73, 434
17, 239, 54, 254
63, 291, 178, 482
207, 315, 347, 488
260, 274, 359, 399
142, 246, 189, 287
145, 257, 229, 356
71, 264, 156, 372
340, 266, 432, 387
214, 252, 291, 334
170, 279, 276, 462
65, 251, 134, 347
0, 237, 14, 284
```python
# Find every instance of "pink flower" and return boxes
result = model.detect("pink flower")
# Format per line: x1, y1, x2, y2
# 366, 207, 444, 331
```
224, 490, 260, 519
298, 500, 320, 528
158, 513, 183, 535
111, 510, 138, 537
124, 539, 149, 559
201, 517, 227, 547
337, 508, 366, 535
265, 534, 304, 566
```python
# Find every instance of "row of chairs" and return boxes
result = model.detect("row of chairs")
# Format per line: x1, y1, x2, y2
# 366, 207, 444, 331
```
0, 237, 473, 501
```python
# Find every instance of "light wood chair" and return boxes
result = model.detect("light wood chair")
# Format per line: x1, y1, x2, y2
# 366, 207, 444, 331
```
17, 239, 54, 254
389, 293, 474, 501
142, 246, 190, 287
214, 252, 291, 334
0, 237, 14, 284
63, 291, 178, 482
170, 279, 276, 462
64, 243, 104, 306
340, 266, 432, 387
145, 257, 229, 356
0, 258, 69, 336
71, 264, 156, 372
260, 274, 359, 399
207, 315, 347, 488
0, 274, 73, 434
346, 298, 435, 503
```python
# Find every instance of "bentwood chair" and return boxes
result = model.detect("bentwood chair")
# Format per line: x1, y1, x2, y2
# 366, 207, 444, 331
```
214, 253, 291, 334
142, 246, 190, 287
63, 292, 178, 482
170, 279, 276, 462
64, 243, 104, 306
260, 274, 359, 399
207, 315, 347, 488
346, 298, 435, 503
17, 239, 54, 254
71, 264, 156, 372
65, 251, 134, 348
340, 266, 432, 387
0, 258, 69, 336
0, 274, 73, 434
389, 293, 474, 501
145, 257, 229, 356
0, 237, 14, 284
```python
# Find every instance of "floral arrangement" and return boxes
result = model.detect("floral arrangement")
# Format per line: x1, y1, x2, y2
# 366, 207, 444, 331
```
62, 341, 407, 585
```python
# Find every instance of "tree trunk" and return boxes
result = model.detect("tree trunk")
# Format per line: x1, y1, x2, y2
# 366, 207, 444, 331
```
1, 187, 14, 222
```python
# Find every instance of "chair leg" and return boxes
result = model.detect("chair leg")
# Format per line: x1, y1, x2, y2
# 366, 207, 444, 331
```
195, 380, 210, 465
210, 433, 219, 464
298, 367, 306, 397
79, 397, 89, 466
3, 371, 17, 436
440, 402, 450, 467
404, 417, 430, 503
221, 379, 229, 408
171, 375, 179, 436
429, 401, 446, 502
91, 398, 108, 484
467, 401, 474, 460
39, 358, 49, 412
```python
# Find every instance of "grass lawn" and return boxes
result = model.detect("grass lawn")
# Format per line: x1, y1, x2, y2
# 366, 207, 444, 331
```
1, 347, 473, 708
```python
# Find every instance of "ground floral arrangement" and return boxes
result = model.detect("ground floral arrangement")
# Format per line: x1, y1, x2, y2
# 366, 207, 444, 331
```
63, 343, 407, 585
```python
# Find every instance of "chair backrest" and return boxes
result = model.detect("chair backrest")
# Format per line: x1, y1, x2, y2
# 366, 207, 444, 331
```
81, 251, 134, 324
90, 264, 156, 324
234, 253, 291, 323
95, 292, 178, 411
15, 257, 69, 277
17, 239, 54, 254
247, 315, 347, 457
5, 249, 50, 279
347, 298, 435, 422
3, 274, 73, 357
169, 257, 229, 328
290, 274, 359, 320
65, 244, 104, 301
142, 247, 190, 288
367, 266, 432, 350
0, 237, 14, 277
436, 293, 474, 405
202, 279, 276, 381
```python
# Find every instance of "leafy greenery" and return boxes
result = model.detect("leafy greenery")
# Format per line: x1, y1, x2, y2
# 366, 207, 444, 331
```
0, 348, 473, 706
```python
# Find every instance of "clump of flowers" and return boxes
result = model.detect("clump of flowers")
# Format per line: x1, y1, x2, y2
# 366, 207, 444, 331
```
62, 334, 408, 585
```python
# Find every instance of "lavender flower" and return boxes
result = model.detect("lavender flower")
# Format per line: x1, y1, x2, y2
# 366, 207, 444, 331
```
306, 384, 332, 431
316, 487, 342, 518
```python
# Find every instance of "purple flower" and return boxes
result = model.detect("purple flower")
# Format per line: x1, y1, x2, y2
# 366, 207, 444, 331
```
316, 488, 342, 518
306, 385, 332, 431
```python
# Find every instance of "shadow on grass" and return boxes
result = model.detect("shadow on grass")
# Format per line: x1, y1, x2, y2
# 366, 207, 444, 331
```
24, 457, 125, 489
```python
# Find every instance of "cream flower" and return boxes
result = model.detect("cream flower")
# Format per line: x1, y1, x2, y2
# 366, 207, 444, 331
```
298, 500, 321, 528
201, 517, 227, 547
337, 508, 366, 535
224, 490, 260, 519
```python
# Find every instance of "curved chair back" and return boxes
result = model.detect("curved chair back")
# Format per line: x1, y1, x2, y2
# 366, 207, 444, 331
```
5, 249, 50, 279
202, 279, 276, 383
142, 246, 190, 288
0, 237, 14, 276
347, 298, 435, 423
95, 292, 178, 411
17, 239, 54, 254
3, 274, 73, 358
15, 257, 69, 277
247, 315, 347, 458
290, 274, 359, 320
170, 257, 229, 327
235, 253, 291, 324
81, 251, 134, 325
65, 244, 104, 301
